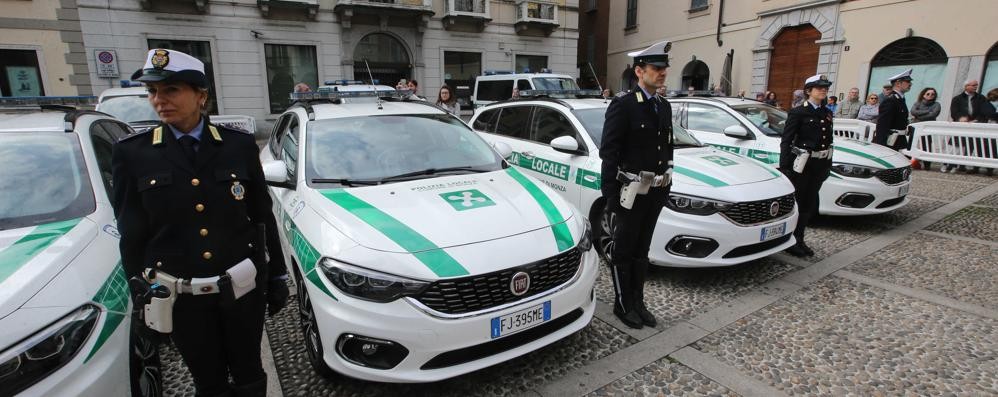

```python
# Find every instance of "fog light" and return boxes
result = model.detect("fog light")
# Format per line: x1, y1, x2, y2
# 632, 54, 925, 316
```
336, 334, 408, 370
666, 236, 719, 258
835, 193, 875, 208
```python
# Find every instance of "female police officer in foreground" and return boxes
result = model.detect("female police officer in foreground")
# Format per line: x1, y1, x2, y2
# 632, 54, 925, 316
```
112, 49, 288, 397
780, 74, 834, 257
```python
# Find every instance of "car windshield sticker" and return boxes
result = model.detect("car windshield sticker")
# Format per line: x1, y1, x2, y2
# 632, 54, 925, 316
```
508, 151, 571, 181
321, 190, 470, 278
703, 155, 738, 167
441, 189, 496, 211
283, 211, 336, 299
85, 262, 129, 362
833, 145, 893, 168
575, 168, 601, 190
0, 218, 82, 285
505, 167, 574, 252
674, 166, 728, 187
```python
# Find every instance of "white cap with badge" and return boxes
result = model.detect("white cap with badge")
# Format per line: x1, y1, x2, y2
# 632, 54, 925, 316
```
131, 49, 208, 88
888, 68, 913, 84
627, 41, 672, 68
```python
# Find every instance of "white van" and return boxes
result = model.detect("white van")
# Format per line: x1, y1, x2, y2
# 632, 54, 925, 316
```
472, 72, 579, 109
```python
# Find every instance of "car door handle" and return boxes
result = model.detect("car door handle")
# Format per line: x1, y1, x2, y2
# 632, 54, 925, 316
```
521, 151, 535, 158
583, 175, 597, 183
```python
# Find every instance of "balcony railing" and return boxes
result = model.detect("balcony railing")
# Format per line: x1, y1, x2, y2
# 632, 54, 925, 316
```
335, 0, 433, 10
258, 0, 319, 18
515, 0, 557, 24
447, 0, 489, 17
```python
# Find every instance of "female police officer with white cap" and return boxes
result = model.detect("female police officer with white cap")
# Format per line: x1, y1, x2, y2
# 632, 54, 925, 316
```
112, 49, 288, 397
780, 74, 834, 257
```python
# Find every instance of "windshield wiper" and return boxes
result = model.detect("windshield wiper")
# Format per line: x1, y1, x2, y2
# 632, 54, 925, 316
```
379, 166, 488, 183
674, 143, 701, 148
310, 178, 380, 186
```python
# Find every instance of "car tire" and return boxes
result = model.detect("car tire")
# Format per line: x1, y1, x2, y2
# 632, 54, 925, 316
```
590, 198, 614, 263
129, 324, 162, 397
292, 264, 338, 380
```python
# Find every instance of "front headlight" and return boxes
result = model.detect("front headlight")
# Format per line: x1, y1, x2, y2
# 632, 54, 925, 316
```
831, 163, 879, 178
577, 218, 593, 252
0, 305, 100, 396
320, 258, 430, 303
667, 193, 733, 216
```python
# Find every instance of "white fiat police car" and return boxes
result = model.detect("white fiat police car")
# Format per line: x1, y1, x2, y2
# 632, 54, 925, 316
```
669, 97, 912, 215
469, 91, 800, 268
0, 98, 141, 396
260, 90, 597, 382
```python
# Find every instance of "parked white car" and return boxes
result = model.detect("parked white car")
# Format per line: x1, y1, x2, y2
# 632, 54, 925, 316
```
0, 100, 147, 396
260, 91, 597, 382
97, 85, 257, 133
669, 97, 912, 215
472, 72, 579, 109
470, 94, 800, 268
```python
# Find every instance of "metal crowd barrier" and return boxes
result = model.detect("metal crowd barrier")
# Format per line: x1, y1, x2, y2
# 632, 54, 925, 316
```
903, 121, 998, 168
832, 118, 875, 143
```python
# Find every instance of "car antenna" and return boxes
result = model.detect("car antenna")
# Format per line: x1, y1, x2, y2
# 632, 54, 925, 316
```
363, 59, 383, 110
586, 62, 606, 104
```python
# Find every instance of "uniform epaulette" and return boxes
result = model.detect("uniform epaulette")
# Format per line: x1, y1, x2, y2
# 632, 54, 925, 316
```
117, 127, 153, 143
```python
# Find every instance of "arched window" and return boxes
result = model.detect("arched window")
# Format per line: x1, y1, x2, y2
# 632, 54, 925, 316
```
353, 33, 411, 85
868, 37, 947, 103
982, 42, 998, 96
681, 60, 710, 91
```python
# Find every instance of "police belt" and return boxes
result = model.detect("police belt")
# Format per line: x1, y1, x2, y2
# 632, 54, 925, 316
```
617, 170, 670, 187
146, 258, 256, 296
795, 147, 833, 159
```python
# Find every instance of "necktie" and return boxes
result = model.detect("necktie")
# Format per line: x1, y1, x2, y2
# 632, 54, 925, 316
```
968, 93, 974, 116
178, 135, 198, 164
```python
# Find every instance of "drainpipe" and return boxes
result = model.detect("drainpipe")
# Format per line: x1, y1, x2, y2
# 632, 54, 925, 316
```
716, 0, 725, 47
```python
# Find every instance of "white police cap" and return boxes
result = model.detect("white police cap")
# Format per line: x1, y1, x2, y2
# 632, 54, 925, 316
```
131, 49, 208, 87
803, 74, 832, 89
627, 40, 671, 67
888, 68, 913, 84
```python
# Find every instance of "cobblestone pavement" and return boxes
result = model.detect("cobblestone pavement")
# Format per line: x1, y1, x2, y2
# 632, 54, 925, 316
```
159, 170, 997, 397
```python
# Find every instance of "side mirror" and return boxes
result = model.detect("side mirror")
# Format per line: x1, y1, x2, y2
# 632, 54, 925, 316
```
493, 141, 513, 160
723, 125, 750, 139
550, 136, 583, 154
262, 160, 294, 189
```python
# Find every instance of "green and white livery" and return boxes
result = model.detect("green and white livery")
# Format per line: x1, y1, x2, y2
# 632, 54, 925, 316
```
261, 93, 597, 382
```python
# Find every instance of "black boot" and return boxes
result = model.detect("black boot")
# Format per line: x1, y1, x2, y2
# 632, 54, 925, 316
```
799, 241, 815, 256
609, 262, 643, 329
631, 259, 657, 327
785, 243, 808, 257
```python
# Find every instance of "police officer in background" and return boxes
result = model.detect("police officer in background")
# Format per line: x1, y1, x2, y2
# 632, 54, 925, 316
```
780, 74, 835, 257
600, 41, 674, 329
112, 49, 289, 397
873, 69, 913, 151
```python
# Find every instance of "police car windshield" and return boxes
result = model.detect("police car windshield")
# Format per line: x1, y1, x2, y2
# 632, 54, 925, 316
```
306, 114, 503, 185
98, 95, 160, 124
0, 134, 96, 230
531, 78, 579, 90
572, 108, 702, 148
731, 104, 786, 137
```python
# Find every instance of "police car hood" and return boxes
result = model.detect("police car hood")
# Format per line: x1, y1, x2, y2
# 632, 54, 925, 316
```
672, 147, 783, 187
832, 138, 910, 169
307, 169, 576, 253
0, 218, 96, 319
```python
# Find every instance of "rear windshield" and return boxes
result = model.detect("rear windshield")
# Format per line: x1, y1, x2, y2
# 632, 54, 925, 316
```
98, 95, 160, 125
0, 133, 95, 230
531, 77, 579, 90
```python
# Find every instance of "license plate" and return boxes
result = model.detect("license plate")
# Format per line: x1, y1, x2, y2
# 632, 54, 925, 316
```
490, 301, 551, 339
760, 222, 786, 242
897, 184, 909, 197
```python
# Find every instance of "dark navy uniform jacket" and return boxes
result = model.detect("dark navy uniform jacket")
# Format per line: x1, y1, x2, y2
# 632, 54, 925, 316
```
780, 101, 835, 171
599, 88, 674, 198
111, 118, 286, 281
873, 91, 908, 147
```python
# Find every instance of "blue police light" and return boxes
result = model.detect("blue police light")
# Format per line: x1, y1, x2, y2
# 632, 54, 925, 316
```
522, 67, 531, 73
518, 89, 602, 98
119, 80, 144, 88
289, 89, 412, 101
483, 70, 514, 76
0, 96, 99, 107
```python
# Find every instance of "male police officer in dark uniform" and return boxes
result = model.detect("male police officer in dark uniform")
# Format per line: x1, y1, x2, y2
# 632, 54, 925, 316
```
112, 49, 288, 397
780, 74, 835, 257
873, 69, 913, 151
600, 41, 674, 329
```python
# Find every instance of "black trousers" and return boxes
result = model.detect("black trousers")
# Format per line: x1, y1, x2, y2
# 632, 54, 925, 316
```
607, 188, 668, 309
787, 159, 831, 243
171, 288, 267, 397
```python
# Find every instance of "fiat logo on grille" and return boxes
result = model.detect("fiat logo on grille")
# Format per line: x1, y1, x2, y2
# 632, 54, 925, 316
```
770, 201, 780, 217
510, 272, 530, 296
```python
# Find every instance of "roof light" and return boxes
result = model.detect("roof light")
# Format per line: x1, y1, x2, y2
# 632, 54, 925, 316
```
0, 96, 98, 108
119, 80, 144, 88
483, 70, 514, 76
517, 89, 602, 98
289, 89, 411, 102
322, 80, 380, 86
540, 68, 552, 73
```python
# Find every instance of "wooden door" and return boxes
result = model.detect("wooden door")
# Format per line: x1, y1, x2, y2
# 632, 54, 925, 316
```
766, 24, 820, 109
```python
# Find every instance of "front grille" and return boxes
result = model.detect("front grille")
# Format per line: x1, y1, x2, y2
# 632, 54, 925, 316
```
414, 249, 582, 315
421, 308, 585, 370
719, 194, 795, 226
722, 234, 793, 259
875, 166, 910, 185
877, 196, 906, 208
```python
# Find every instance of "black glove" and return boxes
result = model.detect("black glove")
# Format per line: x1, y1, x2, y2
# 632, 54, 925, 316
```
267, 278, 290, 317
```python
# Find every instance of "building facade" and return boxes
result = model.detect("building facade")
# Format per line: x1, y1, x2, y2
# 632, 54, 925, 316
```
69, 0, 579, 129
0, 0, 92, 97
602, 0, 997, 119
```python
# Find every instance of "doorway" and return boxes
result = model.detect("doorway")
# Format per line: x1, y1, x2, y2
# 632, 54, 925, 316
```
766, 24, 820, 108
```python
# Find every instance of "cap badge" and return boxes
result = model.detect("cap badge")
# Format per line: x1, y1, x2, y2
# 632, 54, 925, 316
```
663, 42, 672, 53
151, 49, 170, 69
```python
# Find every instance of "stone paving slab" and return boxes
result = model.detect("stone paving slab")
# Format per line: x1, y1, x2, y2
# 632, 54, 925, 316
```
586, 357, 738, 397
848, 233, 998, 309
912, 169, 997, 185
265, 299, 635, 397
924, 205, 998, 242
697, 277, 998, 396
858, 197, 946, 227
593, 258, 799, 331
798, 217, 887, 262
976, 192, 998, 207
908, 175, 986, 202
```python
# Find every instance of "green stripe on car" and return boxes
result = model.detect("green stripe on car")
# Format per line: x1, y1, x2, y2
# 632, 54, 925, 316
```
505, 167, 574, 252
284, 211, 336, 299
508, 151, 571, 181
321, 190, 470, 278
85, 262, 129, 362
0, 218, 82, 285
674, 166, 728, 187
833, 145, 894, 168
